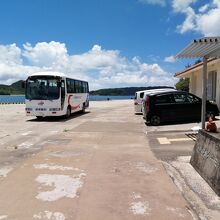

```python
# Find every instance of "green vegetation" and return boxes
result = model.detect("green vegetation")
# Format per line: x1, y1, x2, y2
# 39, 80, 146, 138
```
0, 80, 175, 96
0, 80, 25, 95
175, 78, 189, 91
175, 59, 202, 92
90, 86, 174, 96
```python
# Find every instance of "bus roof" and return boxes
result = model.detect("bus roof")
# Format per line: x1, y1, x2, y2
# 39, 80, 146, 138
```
29, 71, 88, 83
30, 71, 67, 77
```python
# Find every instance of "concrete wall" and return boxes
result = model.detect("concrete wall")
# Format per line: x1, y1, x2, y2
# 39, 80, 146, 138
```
190, 130, 220, 196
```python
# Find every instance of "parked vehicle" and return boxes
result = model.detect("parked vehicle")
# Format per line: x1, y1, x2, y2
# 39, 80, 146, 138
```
134, 88, 176, 114
25, 71, 89, 118
142, 91, 219, 126
141, 88, 176, 113
134, 90, 148, 113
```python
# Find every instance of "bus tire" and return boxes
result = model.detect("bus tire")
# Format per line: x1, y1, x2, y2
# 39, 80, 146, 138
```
66, 107, 71, 118
82, 103, 86, 113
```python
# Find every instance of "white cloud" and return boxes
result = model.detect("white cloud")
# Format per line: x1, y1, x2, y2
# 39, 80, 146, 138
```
173, 0, 220, 36
0, 43, 43, 84
139, 0, 166, 7
70, 45, 122, 71
0, 42, 175, 89
196, 6, 220, 36
177, 7, 196, 33
213, 0, 220, 7
0, 44, 22, 65
172, 0, 197, 13
164, 55, 176, 63
198, 4, 209, 13
23, 41, 69, 68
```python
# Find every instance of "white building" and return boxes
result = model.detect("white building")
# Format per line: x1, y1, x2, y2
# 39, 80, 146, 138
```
175, 58, 220, 109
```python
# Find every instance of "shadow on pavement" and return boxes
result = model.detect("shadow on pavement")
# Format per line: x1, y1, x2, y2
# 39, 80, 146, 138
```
26, 111, 90, 123
145, 119, 201, 127
145, 117, 219, 127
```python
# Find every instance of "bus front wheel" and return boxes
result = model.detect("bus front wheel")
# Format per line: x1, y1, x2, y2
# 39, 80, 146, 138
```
66, 107, 71, 118
82, 103, 86, 113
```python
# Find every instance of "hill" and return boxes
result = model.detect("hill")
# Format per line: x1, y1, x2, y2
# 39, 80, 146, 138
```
0, 81, 174, 96
89, 86, 174, 96
0, 80, 25, 95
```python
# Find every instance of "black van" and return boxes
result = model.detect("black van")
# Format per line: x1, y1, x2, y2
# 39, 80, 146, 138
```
143, 91, 219, 126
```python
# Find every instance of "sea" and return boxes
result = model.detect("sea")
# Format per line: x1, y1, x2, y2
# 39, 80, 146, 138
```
0, 95, 134, 104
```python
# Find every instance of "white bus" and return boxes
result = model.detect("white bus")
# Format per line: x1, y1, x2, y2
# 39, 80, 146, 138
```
25, 71, 89, 118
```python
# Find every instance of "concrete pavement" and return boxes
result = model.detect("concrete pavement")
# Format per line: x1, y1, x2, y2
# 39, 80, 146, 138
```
142, 114, 220, 220
0, 101, 196, 219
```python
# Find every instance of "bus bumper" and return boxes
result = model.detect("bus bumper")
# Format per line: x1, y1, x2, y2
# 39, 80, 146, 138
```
26, 110, 64, 117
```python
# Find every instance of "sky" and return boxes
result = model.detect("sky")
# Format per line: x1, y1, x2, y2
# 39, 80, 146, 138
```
0, 0, 220, 90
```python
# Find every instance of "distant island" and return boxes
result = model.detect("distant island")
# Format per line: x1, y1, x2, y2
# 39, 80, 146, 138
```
89, 86, 174, 96
0, 80, 25, 95
0, 80, 174, 96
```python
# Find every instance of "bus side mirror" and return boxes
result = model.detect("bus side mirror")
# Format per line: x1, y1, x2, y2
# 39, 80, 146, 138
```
21, 81, 25, 88
57, 81, 61, 87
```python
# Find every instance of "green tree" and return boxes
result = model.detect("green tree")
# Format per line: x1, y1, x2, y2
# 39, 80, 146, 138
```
175, 78, 189, 91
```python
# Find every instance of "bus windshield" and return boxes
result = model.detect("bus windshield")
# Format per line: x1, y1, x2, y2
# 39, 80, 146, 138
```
26, 76, 60, 100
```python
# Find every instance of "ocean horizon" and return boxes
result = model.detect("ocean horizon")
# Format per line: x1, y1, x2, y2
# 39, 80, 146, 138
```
0, 95, 134, 104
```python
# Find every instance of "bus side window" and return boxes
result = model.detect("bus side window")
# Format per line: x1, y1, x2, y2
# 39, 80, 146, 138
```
67, 79, 71, 93
70, 79, 75, 93
75, 80, 79, 93
79, 81, 83, 93
74, 80, 76, 93
67, 79, 88, 93
82, 82, 86, 93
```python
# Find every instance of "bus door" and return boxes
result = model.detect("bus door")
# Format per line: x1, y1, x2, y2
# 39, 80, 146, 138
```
61, 80, 65, 110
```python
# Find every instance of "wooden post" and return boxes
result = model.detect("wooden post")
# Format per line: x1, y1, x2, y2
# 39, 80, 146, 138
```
202, 57, 207, 129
